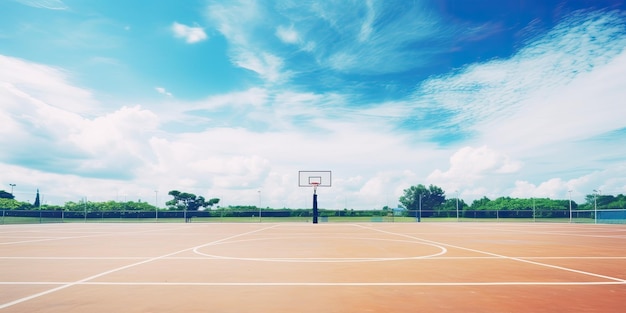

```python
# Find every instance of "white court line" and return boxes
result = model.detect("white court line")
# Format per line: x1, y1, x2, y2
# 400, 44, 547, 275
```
0, 224, 279, 310
356, 224, 626, 283
0, 256, 151, 260
192, 235, 447, 262
0, 225, 188, 245
0, 237, 86, 245
2, 256, 626, 261
0, 281, 624, 287
440, 223, 626, 239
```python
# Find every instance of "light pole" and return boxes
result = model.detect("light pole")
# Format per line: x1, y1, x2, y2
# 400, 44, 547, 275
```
593, 189, 600, 224
258, 190, 262, 222
154, 190, 158, 222
455, 190, 459, 222
418, 194, 422, 222
532, 198, 536, 222
568, 190, 572, 223
9, 184, 15, 196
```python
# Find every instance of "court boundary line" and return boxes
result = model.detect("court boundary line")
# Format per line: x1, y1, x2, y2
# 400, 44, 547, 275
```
1, 281, 624, 287
2, 256, 626, 261
0, 224, 280, 310
355, 224, 626, 283
440, 223, 626, 239
0, 225, 189, 245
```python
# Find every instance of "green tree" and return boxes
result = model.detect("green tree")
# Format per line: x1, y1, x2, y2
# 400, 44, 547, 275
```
438, 198, 467, 217
0, 198, 19, 209
399, 184, 446, 216
0, 190, 14, 199
470, 196, 491, 210
582, 193, 626, 209
166, 190, 219, 211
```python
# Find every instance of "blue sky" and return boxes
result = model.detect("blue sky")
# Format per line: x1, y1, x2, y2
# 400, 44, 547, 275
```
1, 0, 626, 209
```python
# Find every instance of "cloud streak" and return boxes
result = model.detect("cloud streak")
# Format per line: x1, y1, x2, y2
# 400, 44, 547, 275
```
171, 22, 208, 44
12, 0, 67, 10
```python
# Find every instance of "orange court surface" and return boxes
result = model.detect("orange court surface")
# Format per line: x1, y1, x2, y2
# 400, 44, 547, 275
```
1, 222, 625, 312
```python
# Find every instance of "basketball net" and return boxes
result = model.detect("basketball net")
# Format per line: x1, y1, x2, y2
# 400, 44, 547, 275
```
311, 182, 320, 194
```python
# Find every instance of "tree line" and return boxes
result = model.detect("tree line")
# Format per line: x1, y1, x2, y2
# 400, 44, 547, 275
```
398, 184, 626, 217
1, 185, 625, 214
0, 190, 219, 212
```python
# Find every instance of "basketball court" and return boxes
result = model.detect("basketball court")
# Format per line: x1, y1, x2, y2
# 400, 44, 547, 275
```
1, 222, 625, 312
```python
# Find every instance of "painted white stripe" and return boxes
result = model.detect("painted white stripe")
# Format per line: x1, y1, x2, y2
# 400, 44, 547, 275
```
192, 235, 448, 262
438, 223, 626, 239
0, 256, 151, 260
0, 224, 279, 310
356, 224, 626, 283
0, 226, 186, 245
2, 255, 626, 260
0, 281, 624, 287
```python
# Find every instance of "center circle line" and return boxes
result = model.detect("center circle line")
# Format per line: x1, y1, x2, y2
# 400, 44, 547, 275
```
193, 236, 448, 263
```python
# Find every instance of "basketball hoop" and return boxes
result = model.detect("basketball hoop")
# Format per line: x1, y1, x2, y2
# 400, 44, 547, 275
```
298, 170, 332, 224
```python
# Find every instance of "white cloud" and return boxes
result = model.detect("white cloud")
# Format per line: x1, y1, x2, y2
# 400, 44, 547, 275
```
69, 106, 159, 157
428, 146, 522, 190
276, 25, 299, 44
232, 50, 287, 83
203, 0, 292, 82
297, 0, 447, 73
190, 87, 267, 117
12, 0, 68, 10
418, 10, 626, 151
171, 22, 208, 44
511, 178, 566, 199
509, 165, 626, 203
155, 87, 173, 97
357, 0, 375, 42
479, 51, 626, 152
0, 55, 97, 114
0, 55, 160, 180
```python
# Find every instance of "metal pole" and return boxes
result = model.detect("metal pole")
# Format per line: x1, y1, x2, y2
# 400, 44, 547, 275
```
418, 194, 422, 222
9, 184, 16, 195
258, 190, 262, 222
533, 198, 535, 222
154, 190, 158, 222
593, 189, 599, 224
455, 190, 459, 222
312, 188, 318, 224
568, 190, 572, 223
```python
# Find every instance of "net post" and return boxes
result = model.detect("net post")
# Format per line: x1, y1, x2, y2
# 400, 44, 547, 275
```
312, 182, 319, 224
298, 171, 331, 225
313, 193, 318, 224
